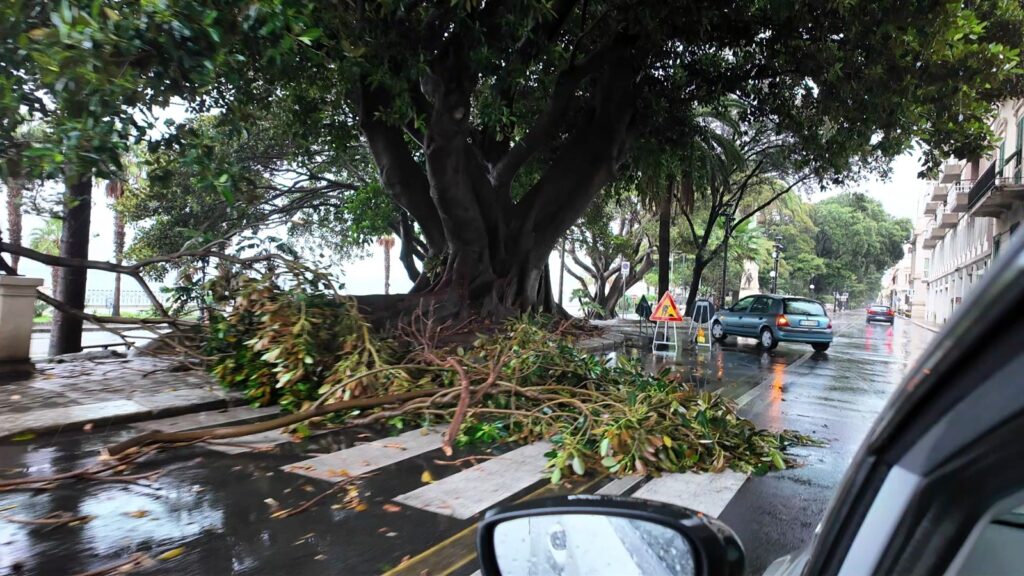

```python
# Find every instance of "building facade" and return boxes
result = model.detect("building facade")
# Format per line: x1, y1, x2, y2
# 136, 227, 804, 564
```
912, 99, 1024, 324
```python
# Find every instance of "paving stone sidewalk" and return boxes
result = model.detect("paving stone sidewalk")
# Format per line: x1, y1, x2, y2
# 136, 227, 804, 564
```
0, 354, 245, 439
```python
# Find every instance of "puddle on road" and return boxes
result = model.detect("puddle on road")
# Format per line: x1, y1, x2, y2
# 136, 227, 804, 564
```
0, 426, 482, 575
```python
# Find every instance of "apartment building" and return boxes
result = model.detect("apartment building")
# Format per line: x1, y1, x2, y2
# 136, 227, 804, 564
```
914, 99, 1024, 324
879, 243, 914, 315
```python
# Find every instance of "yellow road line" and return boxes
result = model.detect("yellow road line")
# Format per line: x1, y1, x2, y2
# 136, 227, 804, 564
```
381, 473, 608, 576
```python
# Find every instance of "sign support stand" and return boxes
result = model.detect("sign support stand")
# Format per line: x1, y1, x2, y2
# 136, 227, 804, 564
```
649, 292, 683, 355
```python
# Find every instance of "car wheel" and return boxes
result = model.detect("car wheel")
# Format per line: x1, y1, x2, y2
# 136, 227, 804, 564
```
812, 343, 830, 352
711, 321, 727, 342
759, 327, 779, 350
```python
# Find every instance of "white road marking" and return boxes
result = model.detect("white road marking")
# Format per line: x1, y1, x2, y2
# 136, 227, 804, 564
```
282, 427, 444, 480
630, 470, 748, 517
596, 475, 645, 496
394, 442, 552, 519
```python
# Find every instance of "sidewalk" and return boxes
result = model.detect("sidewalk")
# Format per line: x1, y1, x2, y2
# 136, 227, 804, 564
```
0, 354, 246, 439
908, 317, 942, 333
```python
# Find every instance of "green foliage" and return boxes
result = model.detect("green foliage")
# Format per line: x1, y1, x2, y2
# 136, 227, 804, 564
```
205, 275, 405, 412
455, 319, 820, 479
27, 217, 61, 255
811, 192, 913, 301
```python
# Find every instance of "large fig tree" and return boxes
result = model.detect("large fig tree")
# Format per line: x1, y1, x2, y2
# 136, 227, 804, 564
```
3, 0, 1024, 325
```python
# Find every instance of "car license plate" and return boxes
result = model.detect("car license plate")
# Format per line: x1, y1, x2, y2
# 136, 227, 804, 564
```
799, 320, 817, 327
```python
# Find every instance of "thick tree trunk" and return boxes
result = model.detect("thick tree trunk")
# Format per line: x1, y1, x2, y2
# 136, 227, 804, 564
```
357, 42, 636, 319
4, 179, 22, 273
658, 188, 671, 296
112, 211, 125, 316
684, 257, 708, 318
50, 174, 92, 355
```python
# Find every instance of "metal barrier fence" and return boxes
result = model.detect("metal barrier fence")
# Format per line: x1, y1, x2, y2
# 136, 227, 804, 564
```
84, 289, 163, 308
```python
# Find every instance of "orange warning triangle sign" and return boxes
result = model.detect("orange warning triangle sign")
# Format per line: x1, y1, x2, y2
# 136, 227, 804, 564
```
649, 292, 683, 322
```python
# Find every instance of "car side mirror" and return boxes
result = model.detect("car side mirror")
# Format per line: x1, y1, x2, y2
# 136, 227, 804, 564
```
475, 495, 745, 576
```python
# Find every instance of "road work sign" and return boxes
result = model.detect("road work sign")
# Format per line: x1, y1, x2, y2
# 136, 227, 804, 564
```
650, 292, 683, 322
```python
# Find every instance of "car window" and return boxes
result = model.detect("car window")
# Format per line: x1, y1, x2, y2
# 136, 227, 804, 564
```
784, 299, 826, 316
953, 500, 1024, 575
869, 305, 890, 313
750, 297, 773, 314
731, 297, 755, 312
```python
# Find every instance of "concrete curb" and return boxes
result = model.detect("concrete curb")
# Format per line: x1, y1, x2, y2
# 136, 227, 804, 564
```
0, 392, 247, 441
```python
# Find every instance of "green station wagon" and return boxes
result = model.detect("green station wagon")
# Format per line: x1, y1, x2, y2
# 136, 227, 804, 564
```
711, 294, 833, 352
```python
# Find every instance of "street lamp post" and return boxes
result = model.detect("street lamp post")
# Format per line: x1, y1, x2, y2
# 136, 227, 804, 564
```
720, 202, 737, 306
809, 283, 815, 296
771, 235, 784, 293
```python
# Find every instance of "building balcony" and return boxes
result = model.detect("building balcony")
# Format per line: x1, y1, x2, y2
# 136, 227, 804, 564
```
929, 184, 948, 203
940, 162, 962, 184
948, 192, 969, 212
923, 234, 940, 249
928, 224, 948, 242
936, 212, 958, 230
924, 201, 941, 216
973, 190, 1018, 218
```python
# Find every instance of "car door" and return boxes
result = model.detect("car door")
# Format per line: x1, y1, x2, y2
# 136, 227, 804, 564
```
798, 234, 1024, 576
721, 296, 756, 335
746, 296, 774, 335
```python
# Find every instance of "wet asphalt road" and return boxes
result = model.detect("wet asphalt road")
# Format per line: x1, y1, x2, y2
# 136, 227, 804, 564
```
0, 313, 934, 575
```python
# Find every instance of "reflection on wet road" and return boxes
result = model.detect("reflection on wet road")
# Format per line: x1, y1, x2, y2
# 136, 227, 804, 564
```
0, 313, 935, 575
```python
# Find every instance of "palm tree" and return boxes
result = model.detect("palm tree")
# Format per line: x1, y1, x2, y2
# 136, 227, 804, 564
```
29, 218, 62, 292
377, 236, 395, 294
105, 179, 126, 315
3, 176, 23, 273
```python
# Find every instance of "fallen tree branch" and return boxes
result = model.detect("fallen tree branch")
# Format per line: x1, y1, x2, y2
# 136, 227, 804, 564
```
73, 553, 153, 576
104, 388, 445, 457
270, 476, 363, 519
3, 511, 94, 528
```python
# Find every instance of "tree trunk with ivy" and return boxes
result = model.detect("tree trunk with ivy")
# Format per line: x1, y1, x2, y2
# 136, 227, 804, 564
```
4, 178, 21, 273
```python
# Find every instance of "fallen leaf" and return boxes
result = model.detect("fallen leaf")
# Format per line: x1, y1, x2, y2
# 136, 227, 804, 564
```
0, 505, 17, 512
10, 432, 35, 442
300, 484, 316, 493
400, 555, 412, 564
420, 470, 435, 484
10, 395, 21, 401
382, 504, 402, 513
264, 498, 280, 510
326, 469, 350, 478
381, 443, 406, 450
156, 547, 185, 561
385, 531, 398, 537
82, 423, 94, 432
354, 503, 368, 512
126, 510, 149, 518
314, 554, 327, 561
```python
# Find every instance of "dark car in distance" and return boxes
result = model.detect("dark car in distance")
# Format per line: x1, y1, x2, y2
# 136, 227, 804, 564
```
866, 304, 895, 324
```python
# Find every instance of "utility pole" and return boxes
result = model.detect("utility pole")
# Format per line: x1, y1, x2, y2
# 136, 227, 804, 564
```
771, 235, 784, 293
720, 202, 736, 306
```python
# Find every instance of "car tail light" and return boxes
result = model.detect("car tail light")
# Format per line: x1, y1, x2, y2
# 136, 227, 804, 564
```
776, 315, 790, 327
888, 309, 894, 316
827, 320, 833, 329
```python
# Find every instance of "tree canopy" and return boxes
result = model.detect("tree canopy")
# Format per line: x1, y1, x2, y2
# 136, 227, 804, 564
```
3, 0, 1023, 319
